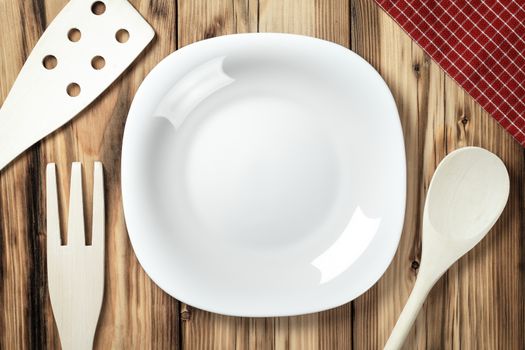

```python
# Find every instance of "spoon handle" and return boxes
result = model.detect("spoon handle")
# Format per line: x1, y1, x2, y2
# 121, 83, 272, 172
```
384, 274, 436, 350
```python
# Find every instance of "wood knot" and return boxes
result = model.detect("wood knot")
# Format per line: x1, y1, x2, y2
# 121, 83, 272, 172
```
180, 309, 192, 321
460, 115, 469, 125
150, 0, 169, 17
412, 63, 420, 72
203, 16, 225, 39
411, 260, 420, 270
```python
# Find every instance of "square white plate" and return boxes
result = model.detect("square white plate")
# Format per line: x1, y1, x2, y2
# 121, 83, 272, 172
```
122, 33, 406, 317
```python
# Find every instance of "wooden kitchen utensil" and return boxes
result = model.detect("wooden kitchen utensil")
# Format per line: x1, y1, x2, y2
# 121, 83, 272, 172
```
47, 162, 105, 350
0, 0, 154, 171
384, 147, 509, 350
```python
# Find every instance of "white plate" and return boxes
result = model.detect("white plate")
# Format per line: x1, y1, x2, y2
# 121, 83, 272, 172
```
122, 33, 406, 317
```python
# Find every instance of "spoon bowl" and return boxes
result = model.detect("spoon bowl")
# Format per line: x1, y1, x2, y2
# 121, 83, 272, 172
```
421, 147, 510, 275
425, 146, 510, 241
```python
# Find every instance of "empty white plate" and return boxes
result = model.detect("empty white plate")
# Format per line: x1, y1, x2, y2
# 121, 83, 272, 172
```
122, 33, 406, 317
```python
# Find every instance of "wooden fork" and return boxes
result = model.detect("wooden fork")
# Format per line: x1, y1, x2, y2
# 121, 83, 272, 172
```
47, 162, 105, 350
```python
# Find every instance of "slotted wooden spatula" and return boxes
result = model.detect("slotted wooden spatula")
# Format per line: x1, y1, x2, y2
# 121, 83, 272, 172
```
0, 0, 154, 171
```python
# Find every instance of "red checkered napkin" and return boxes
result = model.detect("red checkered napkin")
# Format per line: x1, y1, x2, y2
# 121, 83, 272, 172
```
374, 0, 525, 146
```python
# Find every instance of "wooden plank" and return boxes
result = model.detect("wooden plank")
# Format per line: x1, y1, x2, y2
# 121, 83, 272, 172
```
442, 76, 525, 349
259, 0, 352, 349
0, 1, 55, 348
259, 0, 350, 47
261, 1, 351, 350
177, 1, 261, 348
351, 1, 430, 348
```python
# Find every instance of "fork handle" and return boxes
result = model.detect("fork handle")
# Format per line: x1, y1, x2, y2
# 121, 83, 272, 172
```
47, 163, 105, 350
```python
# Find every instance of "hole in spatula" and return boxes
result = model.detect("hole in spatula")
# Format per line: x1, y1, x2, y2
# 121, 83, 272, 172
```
68, 28, 81, 42
43, 55, 57, 69
91, 56, 105, 70
67, 83, 81, 97
116, 29, 129, 43
91, 1, 106, 15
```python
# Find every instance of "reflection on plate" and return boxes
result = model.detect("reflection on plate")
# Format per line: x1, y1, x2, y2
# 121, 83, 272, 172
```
122, 33, 406, 317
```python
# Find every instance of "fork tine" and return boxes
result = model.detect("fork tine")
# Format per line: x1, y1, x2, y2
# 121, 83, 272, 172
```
46, 163, 61, 247
91, 162, 104, 248
67, 162, 85, 246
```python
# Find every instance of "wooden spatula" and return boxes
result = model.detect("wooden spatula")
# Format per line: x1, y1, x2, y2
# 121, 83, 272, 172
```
0, 0, 154, 171
47, 162, 105, 350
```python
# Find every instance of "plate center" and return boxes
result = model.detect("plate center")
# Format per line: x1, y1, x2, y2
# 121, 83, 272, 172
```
177, 92, 340, 249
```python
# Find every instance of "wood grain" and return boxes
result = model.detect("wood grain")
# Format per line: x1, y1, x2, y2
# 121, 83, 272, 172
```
1, 0, 524, 349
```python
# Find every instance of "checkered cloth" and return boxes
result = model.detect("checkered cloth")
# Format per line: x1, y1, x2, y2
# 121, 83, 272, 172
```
374, 0, 525, 146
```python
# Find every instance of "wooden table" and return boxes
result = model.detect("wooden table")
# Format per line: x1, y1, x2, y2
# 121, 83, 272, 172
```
1, 0, 523, 348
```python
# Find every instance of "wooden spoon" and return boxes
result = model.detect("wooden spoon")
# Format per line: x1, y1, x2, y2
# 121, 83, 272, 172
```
384, 147, 509, 350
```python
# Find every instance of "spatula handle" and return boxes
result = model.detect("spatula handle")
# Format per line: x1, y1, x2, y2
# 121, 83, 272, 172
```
383, 275, 435, 350
60, 331, 95, 350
